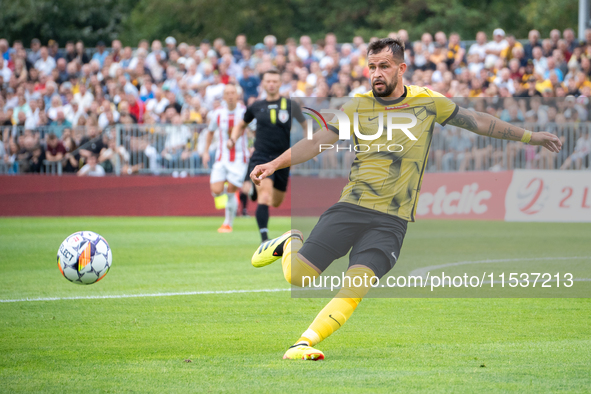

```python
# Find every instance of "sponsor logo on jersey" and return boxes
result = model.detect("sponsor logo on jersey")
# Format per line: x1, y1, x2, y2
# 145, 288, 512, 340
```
385, 103, 410, 110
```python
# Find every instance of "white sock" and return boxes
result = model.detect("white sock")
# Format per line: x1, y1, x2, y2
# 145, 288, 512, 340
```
225, 192, 238, 227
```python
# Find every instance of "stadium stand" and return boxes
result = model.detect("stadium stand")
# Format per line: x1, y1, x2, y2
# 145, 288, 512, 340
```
0, 28, 590, 176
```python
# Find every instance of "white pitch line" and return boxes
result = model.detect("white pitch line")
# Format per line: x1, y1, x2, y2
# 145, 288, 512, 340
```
408, 256, 591, 279
0, 288, 290, 303
3, 256, 590, 303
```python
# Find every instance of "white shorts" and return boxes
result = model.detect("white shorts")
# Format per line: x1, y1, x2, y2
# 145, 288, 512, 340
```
210, 160, 248, 188
571, 151, 590, 161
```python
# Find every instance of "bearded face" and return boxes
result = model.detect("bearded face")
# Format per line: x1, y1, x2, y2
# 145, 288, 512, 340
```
367, 47, 403, 98
371, 69, 398, 98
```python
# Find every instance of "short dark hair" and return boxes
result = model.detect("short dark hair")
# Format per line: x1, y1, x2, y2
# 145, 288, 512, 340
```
367, 38, 405, 62
261, 68, 280, 79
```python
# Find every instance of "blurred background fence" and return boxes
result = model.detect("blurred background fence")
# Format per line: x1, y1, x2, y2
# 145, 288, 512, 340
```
1, 120, 589, 177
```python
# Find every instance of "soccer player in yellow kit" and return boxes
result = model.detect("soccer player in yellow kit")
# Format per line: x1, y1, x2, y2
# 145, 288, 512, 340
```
250, 38, 562, 361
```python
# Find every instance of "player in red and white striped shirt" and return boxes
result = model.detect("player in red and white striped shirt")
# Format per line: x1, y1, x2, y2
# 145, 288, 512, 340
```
202, 84, 249, 232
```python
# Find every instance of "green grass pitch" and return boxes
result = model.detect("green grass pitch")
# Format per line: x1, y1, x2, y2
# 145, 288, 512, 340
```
0, 217, 590, 393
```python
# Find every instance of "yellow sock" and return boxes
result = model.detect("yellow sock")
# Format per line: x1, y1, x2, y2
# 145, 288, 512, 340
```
213, 193, 228, 209
296, 266, 375, 346
281, 237, 319, 287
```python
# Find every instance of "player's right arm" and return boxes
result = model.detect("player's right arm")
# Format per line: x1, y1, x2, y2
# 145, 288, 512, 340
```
201, 130, 214, 168
447, 107, 562, 152
201, 110, 219, 168
250, 127, 339, 185
429, 88, 561, 152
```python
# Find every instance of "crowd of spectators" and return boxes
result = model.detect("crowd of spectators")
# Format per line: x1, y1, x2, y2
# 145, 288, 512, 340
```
1, 27, 591, 175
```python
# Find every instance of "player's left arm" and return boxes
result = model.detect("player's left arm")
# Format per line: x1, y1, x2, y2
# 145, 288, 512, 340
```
447, 107, 562, 153
291, 100, 308, 132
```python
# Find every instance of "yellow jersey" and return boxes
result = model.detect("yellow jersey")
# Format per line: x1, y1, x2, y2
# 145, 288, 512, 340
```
327, 85, 458, 221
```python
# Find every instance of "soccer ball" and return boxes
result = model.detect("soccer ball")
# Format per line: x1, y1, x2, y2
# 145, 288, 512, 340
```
57, 231, 112, 285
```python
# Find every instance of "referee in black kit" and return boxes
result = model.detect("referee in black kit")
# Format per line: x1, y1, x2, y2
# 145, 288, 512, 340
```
229, 69, 306, 243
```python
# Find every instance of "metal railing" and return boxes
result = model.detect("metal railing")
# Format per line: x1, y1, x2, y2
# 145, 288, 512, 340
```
43, 160, 63, 175
427, 122, 585, 172
0, 162, 18, 174
1, 121, 589, 177
291, 122, 591, 177
113, 123, 209, 176
1, 125, 76, 140
0, 159, 62, 175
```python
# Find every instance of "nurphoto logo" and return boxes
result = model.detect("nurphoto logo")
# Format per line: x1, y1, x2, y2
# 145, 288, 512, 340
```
302, 106, 417, 153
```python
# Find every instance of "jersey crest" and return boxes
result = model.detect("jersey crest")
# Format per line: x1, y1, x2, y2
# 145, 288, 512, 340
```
278, 110, 289, 123
278, 98, 289, 123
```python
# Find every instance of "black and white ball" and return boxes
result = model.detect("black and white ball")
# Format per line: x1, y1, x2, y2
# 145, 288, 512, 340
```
57, 231, 112, 285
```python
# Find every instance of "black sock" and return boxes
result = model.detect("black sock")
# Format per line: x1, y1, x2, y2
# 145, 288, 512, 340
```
250, 183, 258, 202
239, 192, 248, 214
256, 204, 269, 241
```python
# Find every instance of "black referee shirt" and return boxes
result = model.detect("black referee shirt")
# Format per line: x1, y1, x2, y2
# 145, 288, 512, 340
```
243, 97, 305, 157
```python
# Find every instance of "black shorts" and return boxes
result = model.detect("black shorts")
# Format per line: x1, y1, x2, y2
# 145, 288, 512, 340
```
247, 152, 290, 192
299, 202, 408, 279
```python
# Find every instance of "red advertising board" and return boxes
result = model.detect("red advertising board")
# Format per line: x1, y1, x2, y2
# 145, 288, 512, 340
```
416, 171, 513, 220
290, 172, 513, 220
2, 171, 590, 222
0, 175, 291, 217
504, 170, 591, 222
